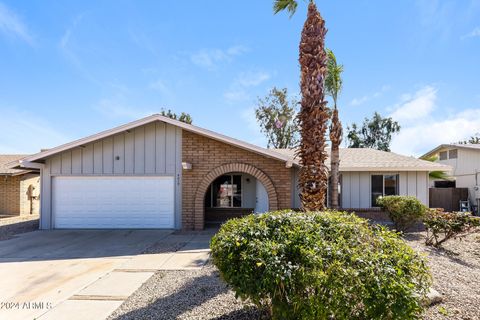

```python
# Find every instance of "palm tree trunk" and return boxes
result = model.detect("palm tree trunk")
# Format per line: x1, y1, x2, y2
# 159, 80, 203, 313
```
329, 107, 342, 209
297, 2, 329, 211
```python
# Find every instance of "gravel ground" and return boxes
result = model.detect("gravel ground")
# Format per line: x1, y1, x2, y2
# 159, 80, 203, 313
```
108, 263, 266, 320
109, 231, 480, 320
405, 232, 480, 320
0, 214, 38, 241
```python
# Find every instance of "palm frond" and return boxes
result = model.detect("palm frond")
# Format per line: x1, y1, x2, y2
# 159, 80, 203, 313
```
273, 0, 298, 17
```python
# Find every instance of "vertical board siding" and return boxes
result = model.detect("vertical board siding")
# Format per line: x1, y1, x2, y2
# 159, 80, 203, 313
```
113, 134, 125, 174
166, 125, 176, 174
82, 144, 94, 174
407, 172, 417, 196
350, 172, 360, 208
145, 123, 156, 174
51, 155, 61, 174
134, 126, 145, 174
124, 131, 134, 174
41, 121, 182, 230
71, 149, 82, 174
342, 172, 351, 208
359, 172, 370, 208
155, 122, 166, 174
416, 172, 428, 205
93, 141, 103, 174
61, 152, 72, 174
47, 122, 177, 177
103, 137, 114, 174
399, 172, 408, 196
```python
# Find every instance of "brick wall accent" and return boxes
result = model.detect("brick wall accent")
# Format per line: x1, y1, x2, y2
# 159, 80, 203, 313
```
182, 131, 292, 230
0, 175, 21, 215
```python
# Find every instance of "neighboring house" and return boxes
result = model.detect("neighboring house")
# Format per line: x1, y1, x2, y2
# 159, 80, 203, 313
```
0, 155, 40, 216
422, 144, 480, 208
12, 114, 449, 230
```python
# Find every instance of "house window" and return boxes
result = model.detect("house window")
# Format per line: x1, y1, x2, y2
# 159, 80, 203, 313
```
448, 149, 458, 159
439, 151, 447, 160
208, 175, 242, 208
371, 174, 399, 207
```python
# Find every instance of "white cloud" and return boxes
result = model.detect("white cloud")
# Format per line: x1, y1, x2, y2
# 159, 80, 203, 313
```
388, 86, 480, 156
0, 109, 69, 153
350, 85, 389, 106
389, 86, 437, 123
0, 2, 33, 45
190, 45, 249, 70
461, 27, 480, 39
223, 71, 271, 103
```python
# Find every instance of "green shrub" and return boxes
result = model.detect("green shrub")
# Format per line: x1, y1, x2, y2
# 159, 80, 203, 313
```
210, 210, 431, 320
423, 209, 480, 247
377, 196, 427, 231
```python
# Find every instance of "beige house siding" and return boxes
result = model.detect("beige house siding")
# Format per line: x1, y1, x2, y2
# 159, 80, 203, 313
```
19, 173, 40, 215
39, 121, 182, 229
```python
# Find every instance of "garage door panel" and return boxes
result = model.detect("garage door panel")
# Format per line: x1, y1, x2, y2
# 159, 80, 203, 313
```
53, 176, 175, 229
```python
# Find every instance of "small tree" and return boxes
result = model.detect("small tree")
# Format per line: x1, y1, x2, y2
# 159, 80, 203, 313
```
255, 87, 299, 148
160, 109, 193, 124
346, 112, 400, 152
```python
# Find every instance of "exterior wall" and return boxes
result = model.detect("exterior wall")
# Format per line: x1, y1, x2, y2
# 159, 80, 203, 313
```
39, 122, 182, 229
0, 175, 21, 215
292, 169, 429, 209
341, 171, 429, 208
19, 173, 40, 215
182, 131, 292, 230
435, 148, 480, 203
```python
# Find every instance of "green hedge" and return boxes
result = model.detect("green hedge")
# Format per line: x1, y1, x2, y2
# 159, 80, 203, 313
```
210, 210, 431, 320
377, 196, 427, 231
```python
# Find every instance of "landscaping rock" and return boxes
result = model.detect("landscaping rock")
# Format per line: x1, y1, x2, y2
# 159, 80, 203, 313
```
427, 288, 443, 305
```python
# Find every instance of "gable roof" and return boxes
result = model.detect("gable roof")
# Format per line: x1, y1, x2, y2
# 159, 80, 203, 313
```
273, 148, 451, 172
421, 143, 480, 159
20, 114, 293, 165
12, 114, 450, 173
0, 155, 32, 175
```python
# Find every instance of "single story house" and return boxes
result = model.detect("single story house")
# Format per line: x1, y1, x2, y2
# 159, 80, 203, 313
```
12, 114, 449, 230
0, 155, 40, 216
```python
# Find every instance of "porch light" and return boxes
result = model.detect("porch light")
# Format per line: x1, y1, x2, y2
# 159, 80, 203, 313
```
182, 162, 192, 170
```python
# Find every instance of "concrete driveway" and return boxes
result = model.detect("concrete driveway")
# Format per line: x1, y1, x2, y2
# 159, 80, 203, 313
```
0, 230, 172, 320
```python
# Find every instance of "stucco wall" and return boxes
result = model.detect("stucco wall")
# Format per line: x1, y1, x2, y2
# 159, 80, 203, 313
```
19, 174, 40, 215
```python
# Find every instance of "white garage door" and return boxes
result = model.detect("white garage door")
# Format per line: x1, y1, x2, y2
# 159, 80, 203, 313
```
52, 176, 175, 229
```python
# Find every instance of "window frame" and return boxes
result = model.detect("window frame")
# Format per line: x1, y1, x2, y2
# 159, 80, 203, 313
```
208, 174, 243, 208
439, 151, 448, 160
448, 149, 458, 159
371, 174, 399, 207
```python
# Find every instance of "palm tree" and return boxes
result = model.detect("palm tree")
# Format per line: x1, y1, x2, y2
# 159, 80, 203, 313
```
421, 155, 452, 181
325, 49, 344, 209
274, 0, 329, 211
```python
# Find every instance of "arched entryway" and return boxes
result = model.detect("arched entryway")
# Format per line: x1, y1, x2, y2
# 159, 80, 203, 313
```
193, 163, 278, 228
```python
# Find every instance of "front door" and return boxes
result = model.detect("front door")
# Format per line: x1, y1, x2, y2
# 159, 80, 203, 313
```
255, 180, 269, 214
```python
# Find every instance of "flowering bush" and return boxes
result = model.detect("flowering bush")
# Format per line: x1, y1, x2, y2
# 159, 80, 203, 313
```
210, 210, 431, 320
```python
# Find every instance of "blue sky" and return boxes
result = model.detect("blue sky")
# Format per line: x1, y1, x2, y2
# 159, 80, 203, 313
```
0, 0, 479, 156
